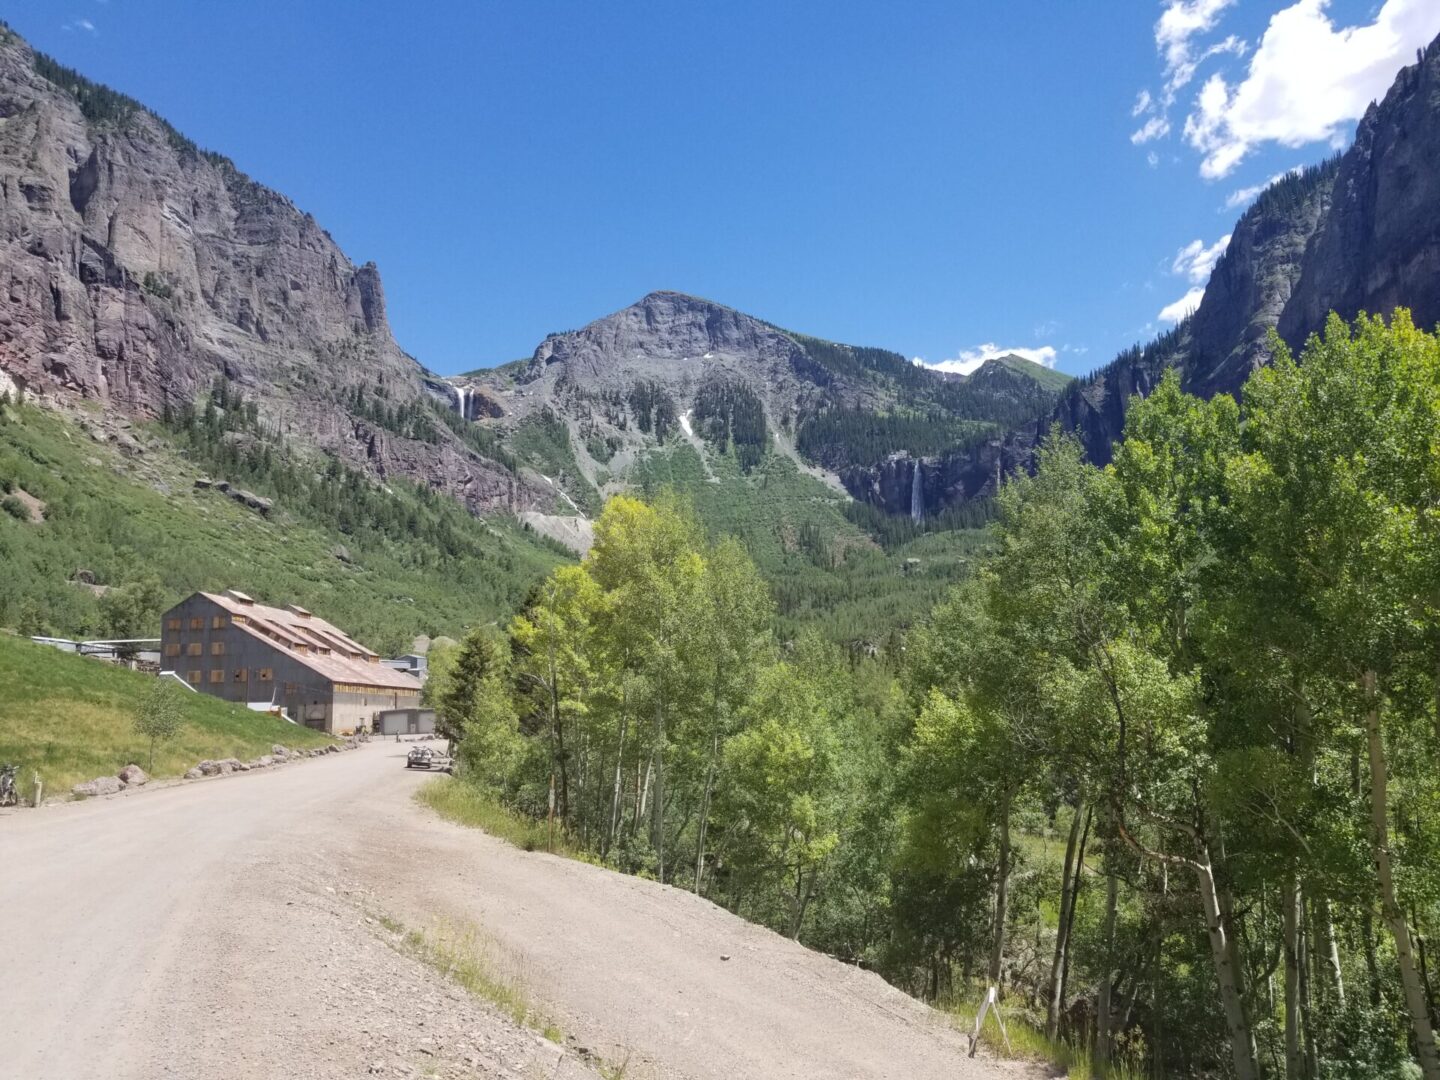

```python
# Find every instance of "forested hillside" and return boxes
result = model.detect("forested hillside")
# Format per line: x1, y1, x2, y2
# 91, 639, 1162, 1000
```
433, 312, 1440, 1080
0, 389, 569, 654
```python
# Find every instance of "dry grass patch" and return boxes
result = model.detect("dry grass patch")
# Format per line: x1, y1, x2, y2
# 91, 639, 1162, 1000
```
379, 914, 563, 1042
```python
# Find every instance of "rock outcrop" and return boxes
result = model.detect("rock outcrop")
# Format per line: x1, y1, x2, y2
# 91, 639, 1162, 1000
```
1277, 36, 1440, 345
0, 27, 547, 515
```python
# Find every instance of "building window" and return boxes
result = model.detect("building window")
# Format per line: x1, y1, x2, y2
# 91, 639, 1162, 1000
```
212, 615, 227, 629
283, 682, 298, 695
188, 670, 202, 685
189, 617, 204, 630
209, 669, 224, 684
234, 668, 248, 683
166, 618, 181, 631
258, 668, 273, 682
210, 641, 225, 656
164, 643, 181, 658
186, 642, 203, 657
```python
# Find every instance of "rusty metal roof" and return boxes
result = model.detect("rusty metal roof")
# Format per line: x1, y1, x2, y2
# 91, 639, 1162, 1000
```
196, 592, 422, 692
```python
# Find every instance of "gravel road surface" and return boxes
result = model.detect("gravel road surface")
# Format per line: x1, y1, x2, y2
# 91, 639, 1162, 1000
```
0, 744, 1034, 1079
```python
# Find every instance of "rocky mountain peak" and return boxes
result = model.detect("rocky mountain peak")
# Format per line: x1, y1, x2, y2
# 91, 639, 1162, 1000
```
526, 290, 800, 384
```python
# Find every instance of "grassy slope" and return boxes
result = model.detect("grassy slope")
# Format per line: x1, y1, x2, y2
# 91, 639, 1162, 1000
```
0, 403, 568, 654
0, 633, 332, 794
987, 354, 1074, 393
632, 442, 988, 640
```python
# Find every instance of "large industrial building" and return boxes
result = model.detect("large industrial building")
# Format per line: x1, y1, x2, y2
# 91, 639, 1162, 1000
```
160, 590, 423, 734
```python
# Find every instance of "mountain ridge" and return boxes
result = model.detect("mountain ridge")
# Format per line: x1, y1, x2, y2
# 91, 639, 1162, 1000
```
3, 20, 1438, 537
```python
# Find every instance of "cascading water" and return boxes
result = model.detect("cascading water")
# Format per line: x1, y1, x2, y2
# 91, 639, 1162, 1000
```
456, 385, 471, 421
910, 459, 924, 522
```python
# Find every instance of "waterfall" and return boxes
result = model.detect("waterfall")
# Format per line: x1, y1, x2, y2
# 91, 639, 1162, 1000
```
910, 459, 924, 522
456, 385, 470, 421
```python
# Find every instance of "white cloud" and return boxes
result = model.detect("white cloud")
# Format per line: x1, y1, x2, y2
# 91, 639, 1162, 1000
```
1172, 234, 1232, 284
918, 343, 1060, 376
1157, 0, 1238, 90
1132, 115, 1172, 145
1182, 0, 1440, 178
1132, 2, 1246, 143
1159, 286, 1207, 323
1156, 231, 1230, 323
62, 17, 97, 33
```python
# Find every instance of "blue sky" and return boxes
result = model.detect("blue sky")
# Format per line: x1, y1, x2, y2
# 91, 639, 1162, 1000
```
7, 1, 1438, 377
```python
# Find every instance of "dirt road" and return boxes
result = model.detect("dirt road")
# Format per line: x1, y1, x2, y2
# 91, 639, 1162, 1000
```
0, 745, 1032, 1079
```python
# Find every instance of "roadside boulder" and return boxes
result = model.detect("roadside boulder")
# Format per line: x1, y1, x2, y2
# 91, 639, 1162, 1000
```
183, 767, 203, 780
117, 764, 149, 787
216, 762, 233, 776
73, 775, 123, 797
271, 744, 289, 757
255, 755, 275, 769
197, 760, 219, 776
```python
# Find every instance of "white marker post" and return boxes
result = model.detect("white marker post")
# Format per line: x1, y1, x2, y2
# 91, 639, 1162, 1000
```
967, 985, 1011, 1058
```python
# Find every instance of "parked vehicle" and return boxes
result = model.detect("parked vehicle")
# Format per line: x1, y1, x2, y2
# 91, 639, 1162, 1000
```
0, 763, 18, 807
406, 746, 438, 769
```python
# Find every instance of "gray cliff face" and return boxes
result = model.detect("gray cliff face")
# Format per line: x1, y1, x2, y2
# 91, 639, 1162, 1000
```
1278, 37, 1440, 343
0, 30, 546, 514
1185, 162, 1337, 400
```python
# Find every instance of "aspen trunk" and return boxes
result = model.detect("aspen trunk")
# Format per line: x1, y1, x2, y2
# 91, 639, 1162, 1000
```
1195, 852, 1261, 1080
1316, 895, 1345, 1005
1415, 910, 1437, 1032
653, 700, 666, 883
1301, 901, 1317, 1080
790, 867, 818, 940
988, 786, 1013, 988
694, 733, 719, 894
1284, 874, 1303, 1080
1364, 671, 1440, 1080
1059, 806, 1092, 1020
606, 709, 628, 855
1096, 868, 1119, 1075
1046, 802, 1085, 1039
637, 755, 653, 833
